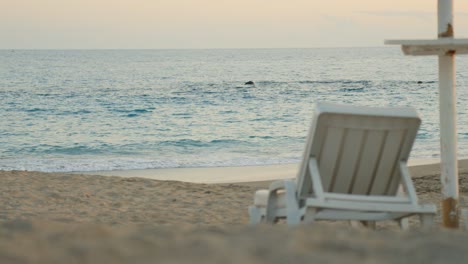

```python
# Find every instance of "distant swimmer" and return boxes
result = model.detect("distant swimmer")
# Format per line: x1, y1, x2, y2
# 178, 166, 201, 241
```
245, 81, 255, 85
417, 81, 423, 84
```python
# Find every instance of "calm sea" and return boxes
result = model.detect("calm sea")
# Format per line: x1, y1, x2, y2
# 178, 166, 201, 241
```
1, 48, 468, 172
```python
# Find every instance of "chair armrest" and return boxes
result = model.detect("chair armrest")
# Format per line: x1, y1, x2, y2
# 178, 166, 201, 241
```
269, 179, 297, 192
266, 179, 299, 223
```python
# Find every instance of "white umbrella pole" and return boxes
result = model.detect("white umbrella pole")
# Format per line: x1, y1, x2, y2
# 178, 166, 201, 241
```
385, 0, 468, 228
438, 0, 459, 228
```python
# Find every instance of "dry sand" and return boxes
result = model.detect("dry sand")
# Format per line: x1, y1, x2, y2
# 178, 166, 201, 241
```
1, 161, 468, 263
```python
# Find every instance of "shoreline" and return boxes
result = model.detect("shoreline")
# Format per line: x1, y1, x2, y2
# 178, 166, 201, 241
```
77, 158, 468, 184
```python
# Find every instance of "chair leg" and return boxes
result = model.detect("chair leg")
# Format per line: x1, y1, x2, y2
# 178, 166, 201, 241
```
248, 206, 263, 225
303, 208, 317, 224
286, 213, 301, 226
266, 192, 278, 224
398, 217, 410, 230
420, 214, 435, 230
284, 205, 302, 226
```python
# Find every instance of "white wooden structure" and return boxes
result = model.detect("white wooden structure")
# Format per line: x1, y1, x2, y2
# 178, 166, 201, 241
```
385, 0, 468, 228
249, 103, 436, 228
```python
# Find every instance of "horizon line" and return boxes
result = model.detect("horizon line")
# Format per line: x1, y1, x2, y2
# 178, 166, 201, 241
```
1, 46, 393, 51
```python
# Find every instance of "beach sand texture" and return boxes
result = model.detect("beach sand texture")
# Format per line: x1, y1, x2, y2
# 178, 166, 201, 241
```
2, 161, 468, 263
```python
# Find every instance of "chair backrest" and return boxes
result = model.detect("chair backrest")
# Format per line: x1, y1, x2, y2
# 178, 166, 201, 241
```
296, 102, 421, 199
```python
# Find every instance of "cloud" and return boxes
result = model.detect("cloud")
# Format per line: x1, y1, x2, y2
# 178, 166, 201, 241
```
358, 10, 468, 19
320, 14, 358, 26
357, 11, 432, 20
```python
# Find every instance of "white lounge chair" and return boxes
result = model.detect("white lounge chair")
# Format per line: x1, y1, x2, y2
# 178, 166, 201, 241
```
249, 102, 437, 229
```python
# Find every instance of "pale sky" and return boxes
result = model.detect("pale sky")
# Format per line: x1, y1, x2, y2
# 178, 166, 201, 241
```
2, 0, 468, 49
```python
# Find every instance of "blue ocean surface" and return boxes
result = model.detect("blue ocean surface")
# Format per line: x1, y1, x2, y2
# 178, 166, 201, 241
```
1, 48, 468, 172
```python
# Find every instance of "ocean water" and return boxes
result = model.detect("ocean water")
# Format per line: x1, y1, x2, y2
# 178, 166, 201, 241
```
1, 48, 468, 172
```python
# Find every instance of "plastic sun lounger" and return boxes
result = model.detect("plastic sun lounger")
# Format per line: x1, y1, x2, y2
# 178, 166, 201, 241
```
249, 102, 437, 229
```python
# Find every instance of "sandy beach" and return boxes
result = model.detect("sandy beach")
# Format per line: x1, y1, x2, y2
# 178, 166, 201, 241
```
2, 160, 468, 263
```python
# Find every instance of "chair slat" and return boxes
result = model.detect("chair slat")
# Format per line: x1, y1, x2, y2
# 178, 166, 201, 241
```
331, 129, 365, 194
369, 130, 406, 195
351, 130, 386, 195
319, 127, 345, 191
